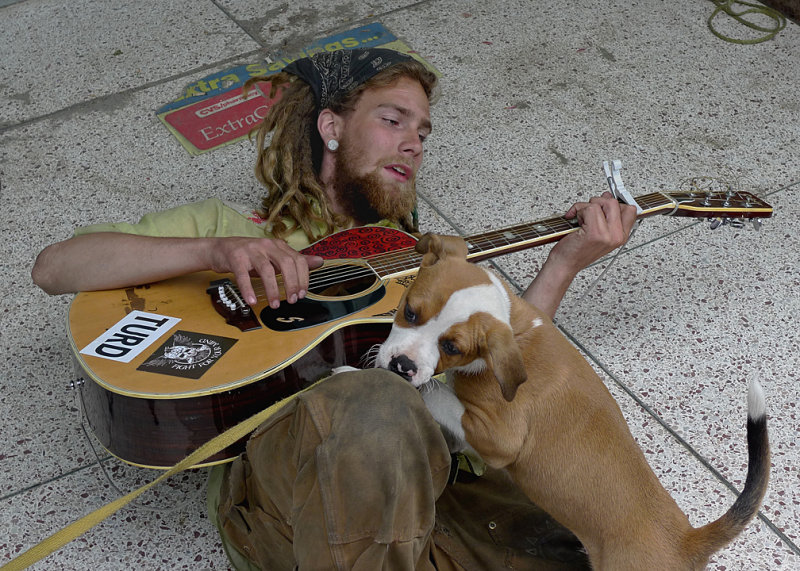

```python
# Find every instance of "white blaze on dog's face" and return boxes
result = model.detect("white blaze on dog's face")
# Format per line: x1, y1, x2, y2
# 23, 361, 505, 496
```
377, 270, 511, 386
376, 234, 526, 400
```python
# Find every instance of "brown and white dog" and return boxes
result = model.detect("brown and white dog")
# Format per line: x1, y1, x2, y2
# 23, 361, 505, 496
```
376, 233, 770, 570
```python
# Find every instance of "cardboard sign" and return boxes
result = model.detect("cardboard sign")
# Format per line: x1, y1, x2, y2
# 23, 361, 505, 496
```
161, 82, 279, 154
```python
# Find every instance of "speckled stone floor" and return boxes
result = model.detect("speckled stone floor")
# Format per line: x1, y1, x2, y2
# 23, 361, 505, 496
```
1, 0, 798, 569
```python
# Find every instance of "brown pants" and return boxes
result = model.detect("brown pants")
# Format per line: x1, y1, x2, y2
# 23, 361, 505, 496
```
214, 369, 588, 570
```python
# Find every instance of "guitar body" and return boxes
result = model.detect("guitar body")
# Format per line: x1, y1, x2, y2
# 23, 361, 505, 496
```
70, 227, 418, 468
77, 319, 393, 468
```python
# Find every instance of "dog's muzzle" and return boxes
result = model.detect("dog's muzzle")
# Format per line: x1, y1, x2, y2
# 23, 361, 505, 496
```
388, 354, 417, 382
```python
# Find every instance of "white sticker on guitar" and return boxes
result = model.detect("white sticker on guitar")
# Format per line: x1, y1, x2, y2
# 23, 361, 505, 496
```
80, 311, 181, 363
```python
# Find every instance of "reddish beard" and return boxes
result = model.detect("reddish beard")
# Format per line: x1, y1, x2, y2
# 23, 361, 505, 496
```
331, 137, 417, 225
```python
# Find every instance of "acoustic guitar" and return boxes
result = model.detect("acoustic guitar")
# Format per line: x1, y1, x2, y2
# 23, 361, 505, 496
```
68, 190, 773, 468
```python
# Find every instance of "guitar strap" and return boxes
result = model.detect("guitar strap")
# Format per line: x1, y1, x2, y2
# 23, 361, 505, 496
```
1, 379, 325, 571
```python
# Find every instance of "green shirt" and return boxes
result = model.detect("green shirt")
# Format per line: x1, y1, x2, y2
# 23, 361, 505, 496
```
74, 198, 322, 250
75, 198, 404, 249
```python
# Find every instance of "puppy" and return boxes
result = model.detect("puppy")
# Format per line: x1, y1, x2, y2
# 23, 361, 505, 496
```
376, 233, 770, 570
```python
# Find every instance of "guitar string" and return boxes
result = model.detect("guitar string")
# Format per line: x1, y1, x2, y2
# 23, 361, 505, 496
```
334, 191, 750, 278
242, 217, 577, 300
302, 192, 692, 275
246, 207, 653, 298
282, 193, 722, 279
241, 191, 742, 301
260, 198, 694, 299
367, 193, 745, 274
243, 222, 563, 298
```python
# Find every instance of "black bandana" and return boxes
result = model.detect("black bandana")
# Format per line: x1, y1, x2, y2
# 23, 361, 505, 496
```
282, 48, 414, 111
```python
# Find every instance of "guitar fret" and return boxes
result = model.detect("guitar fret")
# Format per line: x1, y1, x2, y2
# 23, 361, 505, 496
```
637, 192, 673, 211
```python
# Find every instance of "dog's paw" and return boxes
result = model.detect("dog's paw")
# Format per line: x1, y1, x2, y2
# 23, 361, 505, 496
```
420, 380, 469, 453
331, 365, 361, 375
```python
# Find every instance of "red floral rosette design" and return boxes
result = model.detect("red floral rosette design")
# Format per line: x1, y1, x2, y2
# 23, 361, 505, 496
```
301, 227, 417, 259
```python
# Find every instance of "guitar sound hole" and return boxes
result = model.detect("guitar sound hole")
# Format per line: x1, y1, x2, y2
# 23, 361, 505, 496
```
308, 268, 377, 297
262, 266, 386, 332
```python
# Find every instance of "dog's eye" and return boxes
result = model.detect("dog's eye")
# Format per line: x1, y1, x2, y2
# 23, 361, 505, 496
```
440, 339, 460, 356
404, 303, 417, 324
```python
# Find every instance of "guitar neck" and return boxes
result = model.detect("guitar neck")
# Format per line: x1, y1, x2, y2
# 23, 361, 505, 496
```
368, 190, 773, 277
461, 191, 669, 263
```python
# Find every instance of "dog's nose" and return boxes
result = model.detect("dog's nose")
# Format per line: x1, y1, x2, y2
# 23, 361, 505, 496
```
389, 355, 417, 381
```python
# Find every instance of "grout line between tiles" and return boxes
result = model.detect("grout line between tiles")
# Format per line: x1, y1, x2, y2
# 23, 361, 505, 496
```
0, 3, 436, 136
0, 49, 265, 135
210, 0, 267, 48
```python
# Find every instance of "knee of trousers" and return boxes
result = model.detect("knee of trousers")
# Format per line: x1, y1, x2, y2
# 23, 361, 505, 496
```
245, 368, 453, 549
304, 368, 451, 466
306, 369, 454, 544
246, 368, 452, 483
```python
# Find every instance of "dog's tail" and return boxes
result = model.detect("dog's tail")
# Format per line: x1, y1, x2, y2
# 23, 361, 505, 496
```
683, 379, 770, 563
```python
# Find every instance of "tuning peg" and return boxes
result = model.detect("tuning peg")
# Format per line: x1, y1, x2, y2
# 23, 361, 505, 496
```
752, 219, 763, 231
709, 217, 723, 230
729, 218, 745, 229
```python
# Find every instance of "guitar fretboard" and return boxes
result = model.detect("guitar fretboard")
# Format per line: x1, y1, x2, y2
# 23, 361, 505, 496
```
367, 192, 680, 278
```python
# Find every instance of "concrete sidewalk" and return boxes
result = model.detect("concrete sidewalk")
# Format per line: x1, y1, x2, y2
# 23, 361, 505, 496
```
1, 0, 798, 568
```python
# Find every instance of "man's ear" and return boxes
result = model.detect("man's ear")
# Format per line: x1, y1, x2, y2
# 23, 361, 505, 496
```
317, 109, 343, 145
483, 319, 527, 402
415, 233, 469, 267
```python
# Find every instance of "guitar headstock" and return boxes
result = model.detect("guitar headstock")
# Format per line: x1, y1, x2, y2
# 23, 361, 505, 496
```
663, 191, 773, 219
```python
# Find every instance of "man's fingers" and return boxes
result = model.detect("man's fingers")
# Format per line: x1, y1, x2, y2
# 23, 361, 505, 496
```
255, 249, 321, 308
305, 254, 324, 270
564, 202, 584, 220
299, 255, 324, 298
595, 192, 639, 234
269, 245, 321, 304
232, 264, 260, 307
297, 255, 323, 297
570, 192, 637, 247
273, 257, 304, 305
213, 238, 325, 308
620, 202, 639, 233
254, 261, 281, 309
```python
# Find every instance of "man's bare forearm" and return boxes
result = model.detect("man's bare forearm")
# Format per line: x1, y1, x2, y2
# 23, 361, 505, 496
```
32, 233, 215, 294
521, 258, 577, 320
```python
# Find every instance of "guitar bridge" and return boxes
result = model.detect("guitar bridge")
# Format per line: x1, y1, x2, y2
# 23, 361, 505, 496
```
207, 279, 262, 332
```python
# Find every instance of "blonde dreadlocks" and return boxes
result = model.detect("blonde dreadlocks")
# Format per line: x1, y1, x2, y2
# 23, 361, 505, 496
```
244, 55, 438, 242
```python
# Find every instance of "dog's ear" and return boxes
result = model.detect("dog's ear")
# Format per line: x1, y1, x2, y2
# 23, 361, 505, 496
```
484, 322, 528, 402
415, 233, 469, 267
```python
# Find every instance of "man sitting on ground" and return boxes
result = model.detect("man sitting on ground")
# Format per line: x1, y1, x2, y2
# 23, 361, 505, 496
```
33, 48, 637, 570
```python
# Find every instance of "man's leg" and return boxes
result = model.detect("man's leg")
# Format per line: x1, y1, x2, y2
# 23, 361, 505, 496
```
215, 368, 453, 570
432, 468, 590, 570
